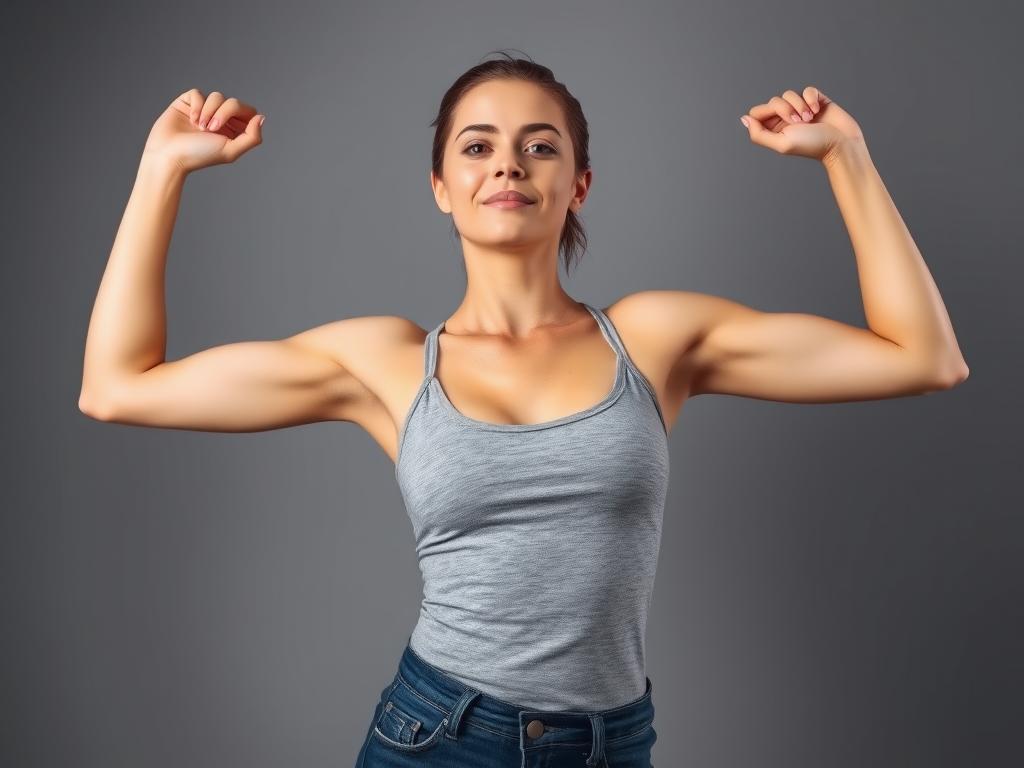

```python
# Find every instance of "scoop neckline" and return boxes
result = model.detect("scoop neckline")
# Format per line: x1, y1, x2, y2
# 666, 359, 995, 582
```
429, 303, 626, 433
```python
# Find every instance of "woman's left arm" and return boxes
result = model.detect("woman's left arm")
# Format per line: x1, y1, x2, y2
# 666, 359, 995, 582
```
618, 87, 969, 404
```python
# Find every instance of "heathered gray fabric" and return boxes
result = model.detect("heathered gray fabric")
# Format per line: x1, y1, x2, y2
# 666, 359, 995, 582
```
393, 302, 670, 711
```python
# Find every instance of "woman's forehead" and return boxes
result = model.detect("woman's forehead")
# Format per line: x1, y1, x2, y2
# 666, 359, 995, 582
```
453, 81, 564, 129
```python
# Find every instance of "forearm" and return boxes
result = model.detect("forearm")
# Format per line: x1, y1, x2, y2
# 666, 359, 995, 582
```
823, 138, 968, 375
80, 153, 187, 403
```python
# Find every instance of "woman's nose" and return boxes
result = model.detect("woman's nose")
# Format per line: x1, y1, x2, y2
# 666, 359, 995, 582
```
495, 165, 524, 178
493, 154, 525, 178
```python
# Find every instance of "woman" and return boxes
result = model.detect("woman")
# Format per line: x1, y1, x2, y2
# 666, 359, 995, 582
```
79, 52, 968, 768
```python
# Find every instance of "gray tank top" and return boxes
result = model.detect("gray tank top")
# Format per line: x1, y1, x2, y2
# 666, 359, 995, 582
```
394, 302, 669, 711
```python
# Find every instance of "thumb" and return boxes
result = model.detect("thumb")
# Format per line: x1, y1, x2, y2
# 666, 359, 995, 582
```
739, 113, 785, 153
222, 113, 265, 162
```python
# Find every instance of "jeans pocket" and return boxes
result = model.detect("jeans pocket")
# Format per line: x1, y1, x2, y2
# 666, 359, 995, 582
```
371, 681, 450, 754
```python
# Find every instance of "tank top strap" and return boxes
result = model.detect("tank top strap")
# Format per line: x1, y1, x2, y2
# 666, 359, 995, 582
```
423, 322, 444, 378
584, 301, 670, 436
582, 302, 627, 359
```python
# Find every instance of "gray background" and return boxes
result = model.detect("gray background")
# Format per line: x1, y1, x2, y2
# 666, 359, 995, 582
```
4, 1, 1020, 766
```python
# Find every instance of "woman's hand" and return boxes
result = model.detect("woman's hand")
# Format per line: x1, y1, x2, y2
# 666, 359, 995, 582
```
142, 88, 265, 174
739, 86, 865, 163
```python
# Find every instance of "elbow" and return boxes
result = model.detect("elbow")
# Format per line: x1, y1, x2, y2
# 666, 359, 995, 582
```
78, 389, 117, 421
928, 360, 970, 392
946, 358, 970, 387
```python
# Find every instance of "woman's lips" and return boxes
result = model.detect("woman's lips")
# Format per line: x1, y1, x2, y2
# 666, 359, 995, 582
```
484, 200, 533, 209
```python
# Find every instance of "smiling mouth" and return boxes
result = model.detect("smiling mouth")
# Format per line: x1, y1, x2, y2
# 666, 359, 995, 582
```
484, 199, 534, 208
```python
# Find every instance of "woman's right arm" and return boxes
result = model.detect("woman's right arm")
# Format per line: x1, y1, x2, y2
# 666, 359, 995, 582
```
78, 89, 377, 432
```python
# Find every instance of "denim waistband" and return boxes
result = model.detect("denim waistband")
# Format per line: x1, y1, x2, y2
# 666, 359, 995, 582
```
396, 637, 655, 745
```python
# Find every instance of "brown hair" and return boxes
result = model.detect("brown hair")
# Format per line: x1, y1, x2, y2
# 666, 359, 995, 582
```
429, 50, 591, 275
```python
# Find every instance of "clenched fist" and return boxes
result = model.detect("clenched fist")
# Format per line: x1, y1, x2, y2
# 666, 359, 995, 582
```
739, 86, 865, 163
143, 88, 265, 174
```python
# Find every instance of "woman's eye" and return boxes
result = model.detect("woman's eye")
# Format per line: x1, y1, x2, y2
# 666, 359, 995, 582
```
463, 143, 555, 156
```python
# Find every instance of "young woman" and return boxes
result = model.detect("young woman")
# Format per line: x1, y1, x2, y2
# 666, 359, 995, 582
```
79, 52, 968, 768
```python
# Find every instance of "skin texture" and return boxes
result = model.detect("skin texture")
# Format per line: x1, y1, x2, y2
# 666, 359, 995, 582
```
80, 82, 969, 465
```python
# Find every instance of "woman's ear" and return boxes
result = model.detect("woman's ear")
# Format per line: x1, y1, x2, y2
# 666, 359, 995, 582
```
571, 168, 592, 212
430, 170, 452, 214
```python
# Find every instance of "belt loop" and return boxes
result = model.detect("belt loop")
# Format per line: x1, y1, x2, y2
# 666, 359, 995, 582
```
444, 687, 482, 740
585, 713, 606, 766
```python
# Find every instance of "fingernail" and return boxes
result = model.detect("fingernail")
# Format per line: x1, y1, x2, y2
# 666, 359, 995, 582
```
207, 118, 219, 130
739, 116, 749, 127
802, 111, 812, 121
259, 115, 266, 126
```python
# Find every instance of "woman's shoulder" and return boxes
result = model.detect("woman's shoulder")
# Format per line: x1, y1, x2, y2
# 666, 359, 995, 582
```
293, 313, 428, 372
603, 289, 712, 363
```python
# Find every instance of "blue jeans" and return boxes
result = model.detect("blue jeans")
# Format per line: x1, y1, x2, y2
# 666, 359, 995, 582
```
355, 637, 657, 767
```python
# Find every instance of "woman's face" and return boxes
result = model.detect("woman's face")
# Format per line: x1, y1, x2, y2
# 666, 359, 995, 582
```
431, 79, 590, 254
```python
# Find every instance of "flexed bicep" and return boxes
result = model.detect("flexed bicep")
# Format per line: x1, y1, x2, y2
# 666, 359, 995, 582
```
689, 298, 961, 402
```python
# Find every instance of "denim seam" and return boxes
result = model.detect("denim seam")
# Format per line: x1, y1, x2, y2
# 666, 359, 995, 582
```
371, 716, 448, 752
395, 671, 449, 714
463, 717, 520, 741
604, 722, 654, 745
521, 724, 651, 750
380, 699, 425, 745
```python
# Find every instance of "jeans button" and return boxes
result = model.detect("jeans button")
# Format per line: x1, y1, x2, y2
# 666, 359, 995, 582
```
526, 719, 544, 739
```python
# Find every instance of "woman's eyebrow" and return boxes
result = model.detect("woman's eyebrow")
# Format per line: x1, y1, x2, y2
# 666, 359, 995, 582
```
454, 122, 563, 141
